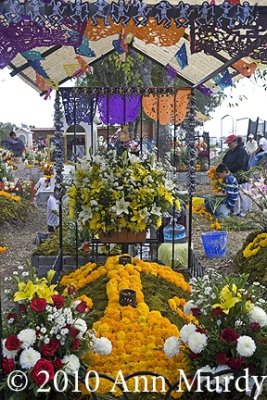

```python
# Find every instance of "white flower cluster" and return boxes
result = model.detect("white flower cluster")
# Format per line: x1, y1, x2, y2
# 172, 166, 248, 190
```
164, 323, 208, 358
93, 337, 112, 356
248, 306, 267, 328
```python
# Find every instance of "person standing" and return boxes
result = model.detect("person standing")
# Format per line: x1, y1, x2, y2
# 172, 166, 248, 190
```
222, 134, 250, 216
250, 132, 267, 167
7, 131, 25, 161
46, 188, 60, 233
246, 134, 258, 167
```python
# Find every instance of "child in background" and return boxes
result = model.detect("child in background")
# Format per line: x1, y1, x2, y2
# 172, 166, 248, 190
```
205, 163, 239, 219
46, 188, 60, 233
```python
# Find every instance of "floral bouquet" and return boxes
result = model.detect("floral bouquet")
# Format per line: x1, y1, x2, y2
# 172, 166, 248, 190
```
68, 150, 180, 235
1, 266, 112, 399
207, 166, 223, 194
164, 273, 267, 399
40, 162, 54, 179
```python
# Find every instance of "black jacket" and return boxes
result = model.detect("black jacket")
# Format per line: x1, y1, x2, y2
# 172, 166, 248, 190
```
222, 144, 249, 182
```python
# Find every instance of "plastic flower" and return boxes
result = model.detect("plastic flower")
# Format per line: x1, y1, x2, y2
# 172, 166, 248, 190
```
17, 329, 36, 349
163, 336, 180, 358
187, 332, 207, 354
62, 354, 80, 375
236, 336, 256, 357
93, 337, 112, 356
248, 306, 267, 328
19, 348, 41, 369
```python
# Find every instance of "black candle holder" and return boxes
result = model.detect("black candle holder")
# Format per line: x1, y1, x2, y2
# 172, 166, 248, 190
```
119, 289, 136, 307
119, 255, 132, 265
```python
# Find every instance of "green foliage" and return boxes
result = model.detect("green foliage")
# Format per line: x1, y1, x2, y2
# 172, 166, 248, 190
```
0, 197, 29, 225
235, 231, 267, 286
220, 215, 260, 232
0, 121, 17, 141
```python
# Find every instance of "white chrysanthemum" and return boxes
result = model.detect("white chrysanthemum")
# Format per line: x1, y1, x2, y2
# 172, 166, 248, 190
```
236, 336, 256, 357
248, 306, 267, 328
19, 348, 41, 369
163, 336, 180, 358
183, 300, 196, 315
73, 318, 87, 334
18, 329, 36, 349
188, 332, 207, 354
63, 354, 80, 375
2, 339, 18, 358
93, 337, 112, 356
180, 323, 197, 343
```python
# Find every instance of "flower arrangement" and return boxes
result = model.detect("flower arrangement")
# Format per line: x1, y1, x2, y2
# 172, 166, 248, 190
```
1, 266, 112, 398
168, 140, 209, 172
207, 166, 223, 194
68, 150, 180, 235
164, 273, 267, 397
61, 256, 192, 395
0, 189, 21, 202
0, 179, 35, 201
40, 162, 54, 179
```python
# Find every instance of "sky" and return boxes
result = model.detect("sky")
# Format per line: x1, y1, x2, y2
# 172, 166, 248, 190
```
0, 67, 267, 136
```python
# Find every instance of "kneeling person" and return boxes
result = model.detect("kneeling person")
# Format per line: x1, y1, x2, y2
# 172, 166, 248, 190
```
205, 164, 239, 219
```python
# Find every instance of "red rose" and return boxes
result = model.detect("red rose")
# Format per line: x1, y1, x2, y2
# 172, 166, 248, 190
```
19, 304, 27, 313
30, 298, 47, 313
5, 335, 21, 351
6, 312, 18, 321
249, 322, 261, 332
71, 338, 81, 351
191, 307, 201, 318
75, 301, 87, 313
31, 359, 54, 386
212, 307, 224, 316
52, 358, 64, 371
216, 352, 229, 365
220, 328, 240, 343
228, 358, 244, 370
52, 294, 65, 309
40, 339, 60, 357
2, 358, 15, 374
68, 326, 80, 338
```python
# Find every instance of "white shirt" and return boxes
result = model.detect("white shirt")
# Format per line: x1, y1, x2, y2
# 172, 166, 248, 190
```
259, 137, 267, 152
246, 139, 258, 155
47, 195, 59, 227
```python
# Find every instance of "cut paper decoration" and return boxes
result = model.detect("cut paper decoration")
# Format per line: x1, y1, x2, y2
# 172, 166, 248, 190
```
166, 64, 177, 80
21, 50, 43, 61
75, 56, 91, 73
27, 59, 49, 78
233, 60, 257, 77
60, 89, 97, 125
75, 37, 95, 57
175, 43, 188, 70
142, 89, 191, 126
112, 38, 125, 54
197, 84, 213, 96
35, 73, 49, 92
63, 63, 80, 77
97, 94, 141, 124
213, 69, 232, 90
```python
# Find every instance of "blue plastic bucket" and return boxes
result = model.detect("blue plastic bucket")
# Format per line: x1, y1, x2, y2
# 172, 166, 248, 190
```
201, 231, 228, 258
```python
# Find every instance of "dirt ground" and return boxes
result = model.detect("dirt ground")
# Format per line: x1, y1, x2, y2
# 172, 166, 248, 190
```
0, 206, 47, 309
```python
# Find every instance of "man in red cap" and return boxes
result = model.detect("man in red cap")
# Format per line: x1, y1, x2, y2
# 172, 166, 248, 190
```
222, 134, 249, 175
222, 134, 250, 216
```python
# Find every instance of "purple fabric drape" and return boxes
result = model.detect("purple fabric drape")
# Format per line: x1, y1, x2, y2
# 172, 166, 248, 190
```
97, 94, 141, 125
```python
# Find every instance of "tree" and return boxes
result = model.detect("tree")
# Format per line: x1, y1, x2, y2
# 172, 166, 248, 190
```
0, 122, 17, 142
